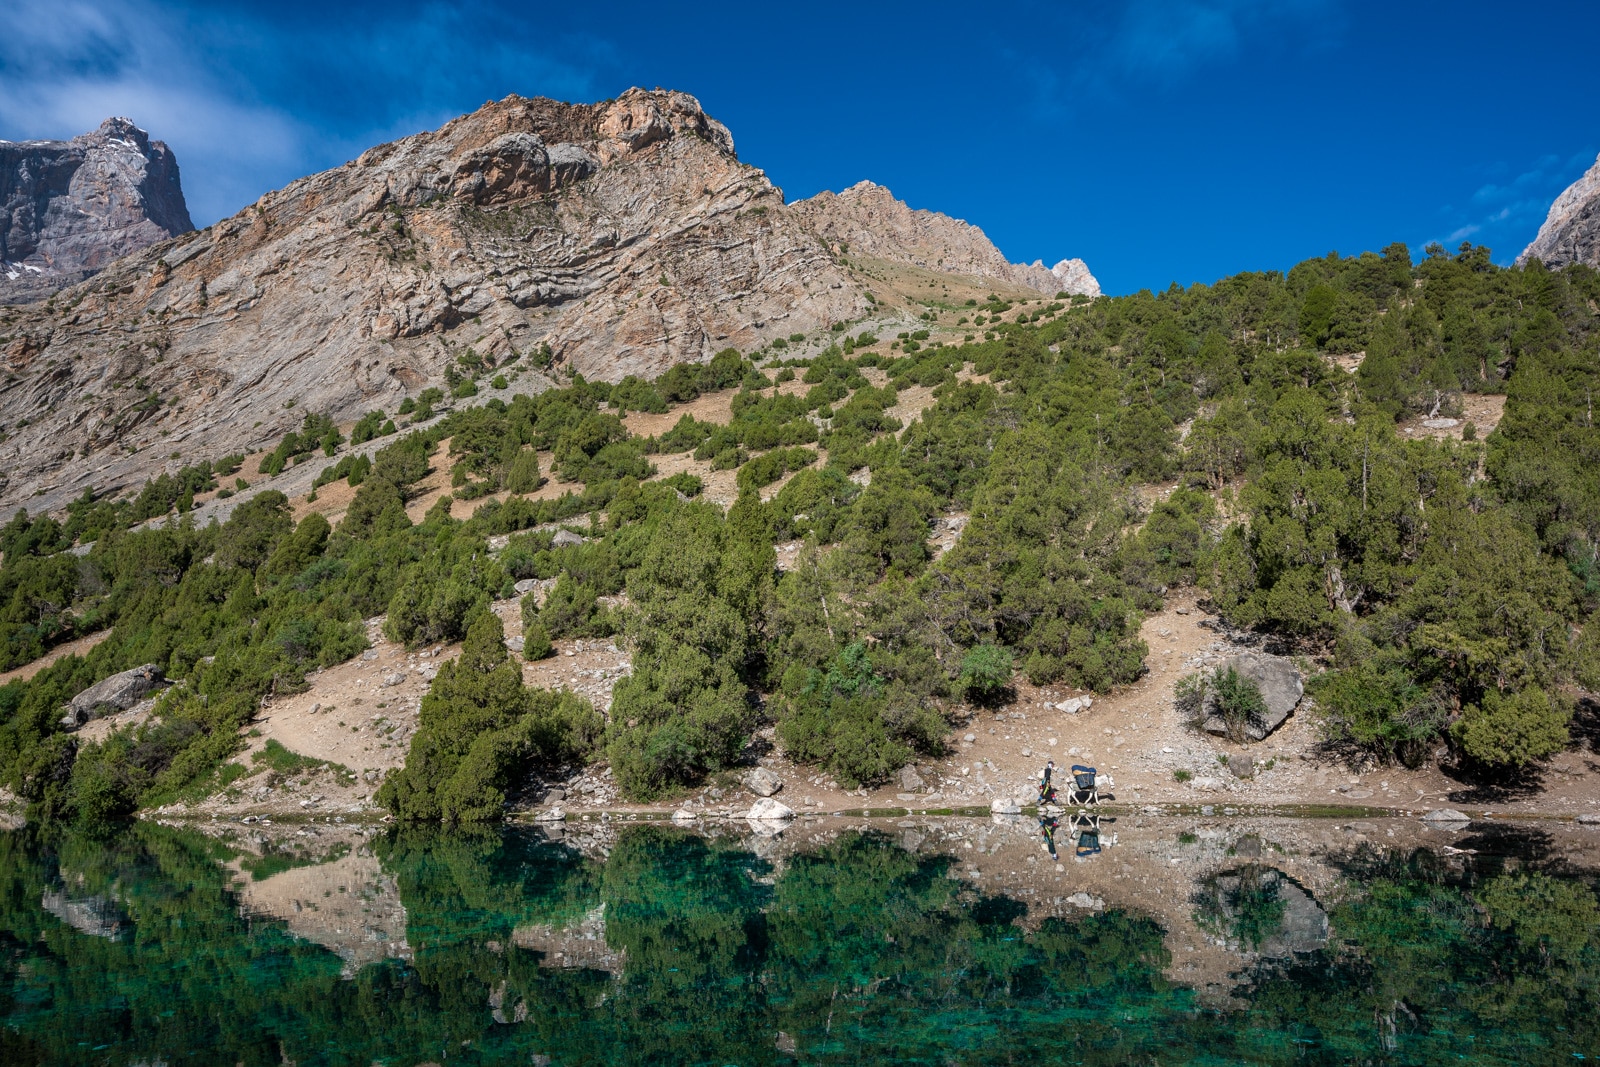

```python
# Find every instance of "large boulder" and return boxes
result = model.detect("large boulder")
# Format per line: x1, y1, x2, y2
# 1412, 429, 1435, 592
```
744, 797, 794, 821
62, 664, 165, 728
897, 765, 927, 793
1201, 652, 1302, 741
745, 767, 783, 797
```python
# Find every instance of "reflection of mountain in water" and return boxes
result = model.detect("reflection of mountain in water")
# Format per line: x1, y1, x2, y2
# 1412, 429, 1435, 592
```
513, 904, 624, 973
2, 819, 1598, 1065
1193, 864, 1329, 956
234, 849, 410, 976
40, 887, 129, 939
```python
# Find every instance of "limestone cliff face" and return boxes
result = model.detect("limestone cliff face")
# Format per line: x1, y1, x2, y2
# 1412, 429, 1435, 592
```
0, 90, 1094, 518
791, 180, 1100, 297
1518, 153, 1600, 269
1, 118, 193, 304
0, 90, 864, 514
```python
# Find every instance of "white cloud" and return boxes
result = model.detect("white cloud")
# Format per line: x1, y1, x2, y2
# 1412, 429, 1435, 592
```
0, 1, 310, 223
1106, 0, 1337, 80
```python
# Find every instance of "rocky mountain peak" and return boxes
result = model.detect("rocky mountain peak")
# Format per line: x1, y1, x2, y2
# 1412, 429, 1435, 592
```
1518, 152, 1600, 269
0, 88, 1096, 519
0, 117, 193, 303
791, 180, 1100, 297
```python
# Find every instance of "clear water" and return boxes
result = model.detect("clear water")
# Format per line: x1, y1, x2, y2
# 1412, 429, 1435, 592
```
1, 816, 1596, 1066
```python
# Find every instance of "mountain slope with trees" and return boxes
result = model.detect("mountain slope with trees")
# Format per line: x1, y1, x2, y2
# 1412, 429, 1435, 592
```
1, 237, 1598, 826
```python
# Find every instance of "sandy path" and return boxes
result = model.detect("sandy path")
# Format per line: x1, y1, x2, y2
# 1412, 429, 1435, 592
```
0, 628, 111, 685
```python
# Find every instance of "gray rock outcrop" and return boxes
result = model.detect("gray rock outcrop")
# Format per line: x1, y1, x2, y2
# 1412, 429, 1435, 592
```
791, 180, 1101, 297
0, 90, 859, 516
1225, 754, 1255, 778
897, 764, 927, 792
744, 767, 783, 797
1519, 153, 1600, 270
62, 663, 164, 727
2, 118, 192, 304
1201, 652, 1303, 741
1422, 808, 1471, 825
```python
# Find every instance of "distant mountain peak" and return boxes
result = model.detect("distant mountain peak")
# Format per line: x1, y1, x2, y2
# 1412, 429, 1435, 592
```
0, 117, 193, 302
791, 180, 1100, 297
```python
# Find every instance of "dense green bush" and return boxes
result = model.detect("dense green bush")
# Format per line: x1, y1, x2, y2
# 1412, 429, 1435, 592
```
605, 502, 770, 799
349, 410, 391, 445
776, 643, 946, 787
1308, 663, 1449, 766
260, 412, 342, 475
958, 644, 1014, 705
736, 446, 816, 492
1175, 666, 1268, 743
1451, 688, 1571, 767
377, 612, 601, 822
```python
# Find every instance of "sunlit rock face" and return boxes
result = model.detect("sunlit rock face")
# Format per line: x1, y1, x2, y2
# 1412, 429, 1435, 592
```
790, 179, 1101, 297
1520, 152, 1600, 270
0, 89, 1098, 520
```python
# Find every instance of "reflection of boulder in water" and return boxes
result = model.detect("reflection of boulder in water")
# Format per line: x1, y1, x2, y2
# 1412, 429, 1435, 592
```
40, 888, 129, 939
513, 905, 625, 974
234, 850, 411, 977
1193, 864, 1328, 957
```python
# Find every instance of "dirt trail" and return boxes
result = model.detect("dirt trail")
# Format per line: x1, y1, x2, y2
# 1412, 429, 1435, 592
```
0, 628, 110, 685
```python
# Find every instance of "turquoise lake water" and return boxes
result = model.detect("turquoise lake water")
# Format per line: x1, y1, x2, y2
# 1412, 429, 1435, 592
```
1, 816, 1597, 1065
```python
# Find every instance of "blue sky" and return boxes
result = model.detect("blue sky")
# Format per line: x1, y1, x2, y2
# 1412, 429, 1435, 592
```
1, 0, 1594, 294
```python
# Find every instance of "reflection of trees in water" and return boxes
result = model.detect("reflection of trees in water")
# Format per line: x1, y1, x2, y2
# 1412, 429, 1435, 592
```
1231, 843, 1600, 1063
0, 824, 1596, 1065
1193, 863, 1290, 950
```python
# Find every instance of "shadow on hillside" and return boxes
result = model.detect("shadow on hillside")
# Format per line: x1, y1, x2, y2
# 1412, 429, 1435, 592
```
1570, 696, 1600, 755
